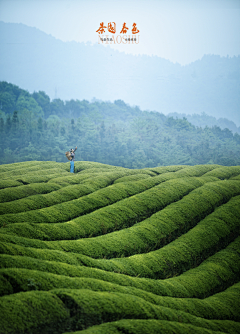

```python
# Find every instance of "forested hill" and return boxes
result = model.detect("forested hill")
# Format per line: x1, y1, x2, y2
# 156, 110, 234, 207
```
0, 81, 240, 167
168, 112, 240, 135
0, 21, 240, 125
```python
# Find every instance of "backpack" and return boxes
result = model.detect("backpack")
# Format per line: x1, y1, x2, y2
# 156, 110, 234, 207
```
65, 151, 72, 160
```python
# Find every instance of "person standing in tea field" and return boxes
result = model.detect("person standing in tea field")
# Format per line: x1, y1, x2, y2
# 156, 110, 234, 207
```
69, 146, 77, 173
65, 146, 77, 173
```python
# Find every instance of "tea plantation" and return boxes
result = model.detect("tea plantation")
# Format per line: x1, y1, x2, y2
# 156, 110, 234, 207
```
0, 161, 240, 334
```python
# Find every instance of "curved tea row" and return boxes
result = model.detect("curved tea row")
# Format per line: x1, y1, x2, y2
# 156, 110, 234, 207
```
0, 161, 240, 334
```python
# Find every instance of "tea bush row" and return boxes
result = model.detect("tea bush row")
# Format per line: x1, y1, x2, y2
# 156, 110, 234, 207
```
2, 178, 235, 257
0, 179, 24, 189
0, 182, 64, 203
0, 169, 153, 214
0, 285, 239, 334
0, 160, 64, 173
0, 171, 69, 189
0, 162, 239, 334
48, 179, 240, 258
63, 319, 236, 334
52, 282, 240, 322
0, 163, 68, 179
0, 235, 239, 299
203, 166, 240, 179
113, 173, 152, 184
70, 194, 240, 278
0, 176, 216, 239
0, 167, 69, 181
0, 176, 224, 256
113, 165, 191, 183
73, 161, 129, 173
0, 172, 159, 227
0, 164, 220, 216
230, 174, 240, 180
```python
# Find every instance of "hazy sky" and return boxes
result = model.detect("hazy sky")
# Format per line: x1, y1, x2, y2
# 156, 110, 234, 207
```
0, 0, 240, 65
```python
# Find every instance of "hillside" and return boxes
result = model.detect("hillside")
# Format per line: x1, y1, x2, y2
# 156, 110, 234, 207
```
1, 21, 240, 125
168, 112, 240, 135
0, 161, 240, 333
1, 81, 240, 167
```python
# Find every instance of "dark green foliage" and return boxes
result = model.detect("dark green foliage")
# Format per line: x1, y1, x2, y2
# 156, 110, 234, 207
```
0, 182, 62, 203
52, 179, 240, 259
0, 162, 240, 334
1, 81, 240, 167
1, 237, 240, 299
64, 319, 236, 334
1, 286, 240, 333
0, 291, 69, 334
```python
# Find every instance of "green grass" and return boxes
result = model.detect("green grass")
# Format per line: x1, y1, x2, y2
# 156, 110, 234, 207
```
0, 161, 240, 334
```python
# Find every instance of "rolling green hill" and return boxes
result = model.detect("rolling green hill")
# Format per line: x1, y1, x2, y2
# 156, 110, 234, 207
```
0, 161, 240, 334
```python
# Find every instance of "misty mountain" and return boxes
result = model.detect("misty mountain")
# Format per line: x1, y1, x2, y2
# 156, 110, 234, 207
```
0, 21, 239, 125
168, 112, 240, 134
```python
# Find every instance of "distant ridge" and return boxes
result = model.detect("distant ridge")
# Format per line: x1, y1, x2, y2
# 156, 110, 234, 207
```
0, 21, 240, 125
168, 112, 240, 134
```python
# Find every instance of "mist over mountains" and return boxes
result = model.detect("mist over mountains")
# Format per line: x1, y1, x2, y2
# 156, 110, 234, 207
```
0, 21, 239, 125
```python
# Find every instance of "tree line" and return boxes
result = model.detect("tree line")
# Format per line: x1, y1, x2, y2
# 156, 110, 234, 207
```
0, 81, 240, 167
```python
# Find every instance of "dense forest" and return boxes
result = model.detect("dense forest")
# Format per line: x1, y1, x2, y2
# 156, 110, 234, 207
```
0, 81, 240, 168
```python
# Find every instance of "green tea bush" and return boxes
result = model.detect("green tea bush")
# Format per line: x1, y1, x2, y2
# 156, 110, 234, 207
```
0, 169, 159, 223
0, 179, 23, 189
0, 162, 240, 334
0, 171, 69, 187
204, 166, 240, 179
0, 167, 68, 180
230, 174, 240, 180
0, 174, 204, 235
64, 319, 237, 334
0, 160, 58, 173
0, 182, 63, 203
0, 182, 111, 215
113, 173, 152, 184
170, 164, 219, 177
73, 161, 127, 173
0, 290, 69, 334
0, 164, 67, 179
71, 193, 240, 278
1, 235, 240, 300
146, 165, 187, 174
0, 236, 239, 300
1, 286, 239, 334
52, 178, 239, 258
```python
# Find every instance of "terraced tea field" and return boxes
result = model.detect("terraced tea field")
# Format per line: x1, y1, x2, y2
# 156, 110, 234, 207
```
0, 161, 240, 334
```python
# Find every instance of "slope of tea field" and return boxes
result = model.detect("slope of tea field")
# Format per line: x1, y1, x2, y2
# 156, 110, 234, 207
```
0, 161, 240, 334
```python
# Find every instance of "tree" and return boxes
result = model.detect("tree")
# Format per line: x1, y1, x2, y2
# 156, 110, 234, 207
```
65, 99, 86, 119
5, 115, 11, 133
0, 92, 16, 114
114, 99, 127, 109
99, 121, 106, 142
49, 99, 65, 117
71, 119, 75, 131
60, 126, 66, 136
0, 118, 4, 133
12, 110, 19, 131
16, 94, 44, 119
46, 115, 60, 137
37, 117, 43, 132
32, 91, 51, 118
